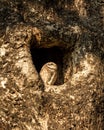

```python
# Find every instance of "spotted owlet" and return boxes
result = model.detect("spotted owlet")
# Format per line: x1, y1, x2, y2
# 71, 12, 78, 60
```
39, 62, 57, 85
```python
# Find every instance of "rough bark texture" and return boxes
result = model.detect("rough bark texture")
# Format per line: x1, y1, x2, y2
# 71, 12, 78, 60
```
0, 0, 104, 130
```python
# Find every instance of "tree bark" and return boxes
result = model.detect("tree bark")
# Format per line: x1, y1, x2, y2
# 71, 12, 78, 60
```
0, 0, 104, 130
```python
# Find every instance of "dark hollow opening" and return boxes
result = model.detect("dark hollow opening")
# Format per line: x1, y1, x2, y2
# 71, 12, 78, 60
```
30, 47, 64, 85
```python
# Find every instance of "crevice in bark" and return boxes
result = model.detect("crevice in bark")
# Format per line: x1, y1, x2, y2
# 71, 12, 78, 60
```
30, 45, 66, 85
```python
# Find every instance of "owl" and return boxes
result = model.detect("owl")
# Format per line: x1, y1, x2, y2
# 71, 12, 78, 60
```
39, 62, 57, 85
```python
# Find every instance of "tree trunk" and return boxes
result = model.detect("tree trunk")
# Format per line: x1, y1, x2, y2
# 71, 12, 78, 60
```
0, 0, 103, 130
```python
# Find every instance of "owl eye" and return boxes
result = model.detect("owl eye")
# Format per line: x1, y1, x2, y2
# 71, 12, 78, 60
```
48, 62, 54, 65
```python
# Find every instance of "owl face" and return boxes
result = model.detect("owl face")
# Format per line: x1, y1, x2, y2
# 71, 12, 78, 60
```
46, 62, 57, 71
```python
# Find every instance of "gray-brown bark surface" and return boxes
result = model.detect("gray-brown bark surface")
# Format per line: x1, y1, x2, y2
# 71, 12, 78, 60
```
0, 0, 104, 130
